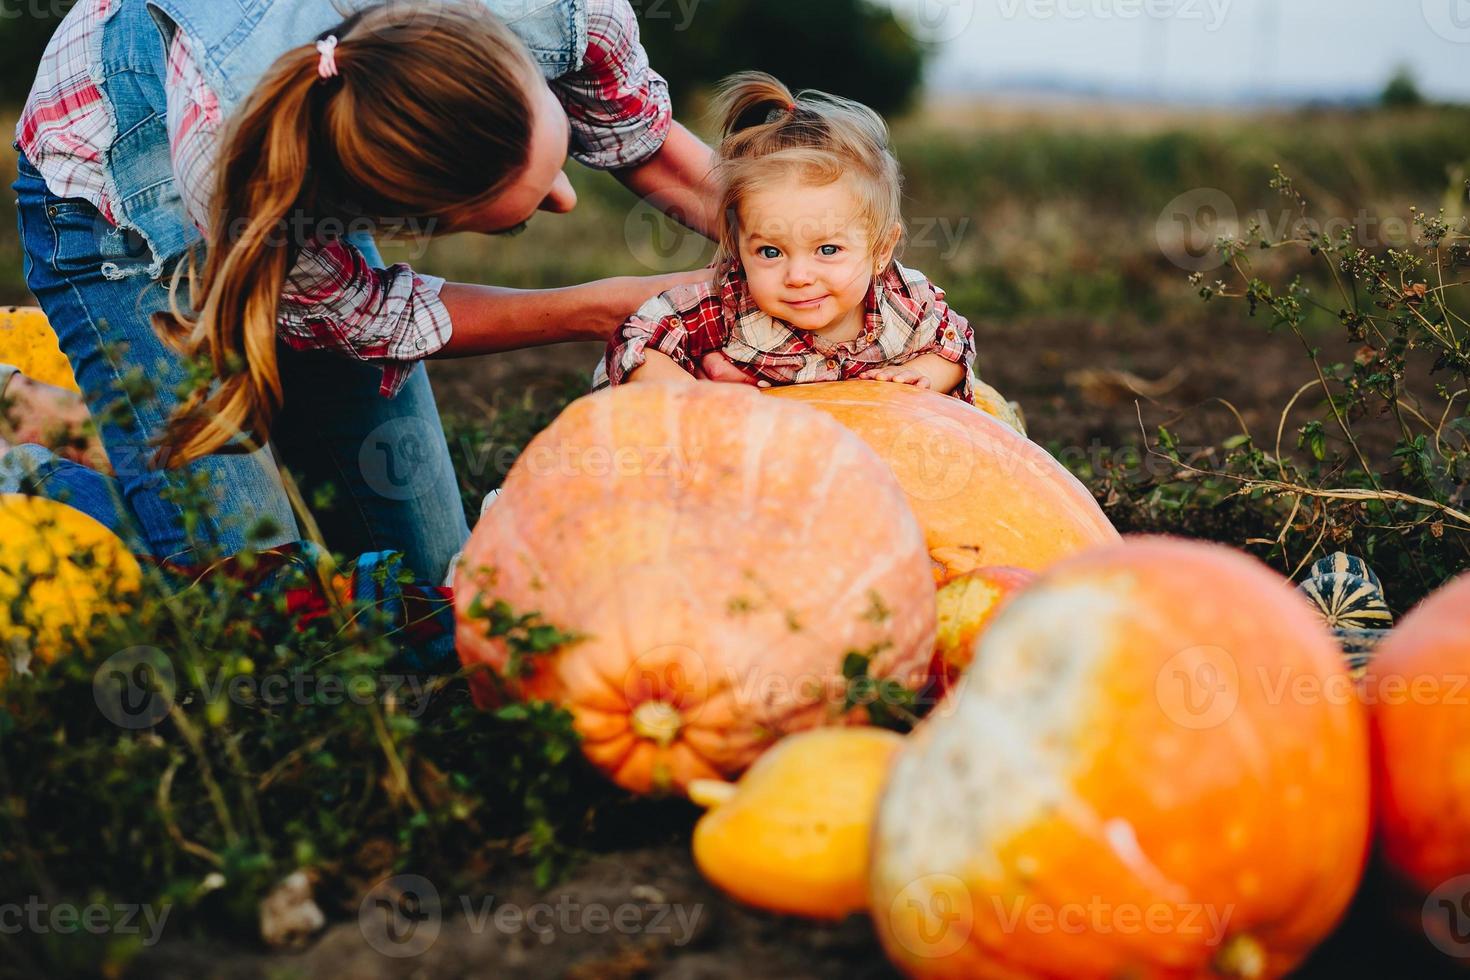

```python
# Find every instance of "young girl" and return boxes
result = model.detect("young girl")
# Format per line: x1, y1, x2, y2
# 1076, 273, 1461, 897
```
598, 72, 977, 403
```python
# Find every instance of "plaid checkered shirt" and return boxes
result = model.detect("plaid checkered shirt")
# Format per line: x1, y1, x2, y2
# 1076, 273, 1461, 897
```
17, 0, 672, 397
599, 260, 978, 403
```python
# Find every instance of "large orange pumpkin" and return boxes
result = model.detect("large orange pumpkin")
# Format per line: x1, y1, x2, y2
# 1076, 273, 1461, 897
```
1366, 574, 1470, 905
869, 538, 1370, 979
454, 383, 936, 794
765, 381, 1117, 576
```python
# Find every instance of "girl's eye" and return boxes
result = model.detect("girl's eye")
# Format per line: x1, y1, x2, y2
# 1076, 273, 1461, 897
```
818, 244, 841, 256
757, 246, 781, 260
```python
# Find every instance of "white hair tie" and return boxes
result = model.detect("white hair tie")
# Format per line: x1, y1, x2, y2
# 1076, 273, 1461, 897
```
315, 36, 340, 80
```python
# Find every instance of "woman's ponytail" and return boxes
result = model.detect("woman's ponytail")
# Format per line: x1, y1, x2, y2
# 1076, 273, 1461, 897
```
154, 1, 538, 466
154, 53, 322, 464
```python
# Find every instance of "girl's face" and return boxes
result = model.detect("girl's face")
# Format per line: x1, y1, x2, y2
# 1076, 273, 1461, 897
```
736, 176, 897, 338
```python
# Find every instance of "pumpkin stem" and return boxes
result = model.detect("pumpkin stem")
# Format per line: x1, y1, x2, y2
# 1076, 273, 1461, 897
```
630, 700, 682, 747
688, 779, 737, 809
1213, 933, 1266, 979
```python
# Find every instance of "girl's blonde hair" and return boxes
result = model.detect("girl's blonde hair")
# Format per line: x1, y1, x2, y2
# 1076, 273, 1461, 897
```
708, 71, 903, 266
155, 1, 540, 465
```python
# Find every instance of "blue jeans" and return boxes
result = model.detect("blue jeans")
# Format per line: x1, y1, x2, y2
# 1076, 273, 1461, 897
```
6, 151, 469, 579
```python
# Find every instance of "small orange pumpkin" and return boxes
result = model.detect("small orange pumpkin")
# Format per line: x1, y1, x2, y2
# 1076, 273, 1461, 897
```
928, 565, 1035, 696
765, 381, 1118, 575
870, 538, 1370, 980
454, 383, 936, 794
1366, 574, 1470, 904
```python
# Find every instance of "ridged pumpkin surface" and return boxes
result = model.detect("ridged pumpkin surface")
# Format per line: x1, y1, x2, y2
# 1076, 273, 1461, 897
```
1367, 573, 1470, 896
454, 383, 936, 794
0, 307, 80, 393
765, 381, 1117, 574
870, 538, 1370, 980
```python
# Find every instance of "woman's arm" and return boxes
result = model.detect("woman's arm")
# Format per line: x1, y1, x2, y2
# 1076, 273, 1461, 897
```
433, 269, 709, 357
555, 1, 718, 238
611, 122, 718, 239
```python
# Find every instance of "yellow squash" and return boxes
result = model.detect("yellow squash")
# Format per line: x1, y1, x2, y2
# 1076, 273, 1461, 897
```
689, 727, 905, 919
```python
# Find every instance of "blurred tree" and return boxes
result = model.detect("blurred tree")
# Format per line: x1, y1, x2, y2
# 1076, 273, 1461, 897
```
1380, 66, 1425, 109
0, 2, 73, 107
636, 0, 927, 119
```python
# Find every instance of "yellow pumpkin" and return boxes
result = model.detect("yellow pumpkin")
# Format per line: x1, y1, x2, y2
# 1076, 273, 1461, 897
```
689, 727, 905, 919
970, 378, 1026, 436
0, 307, 80, 394
765, 381, 1118, 575
0, 495, 142, 681
455, 383, 937, 794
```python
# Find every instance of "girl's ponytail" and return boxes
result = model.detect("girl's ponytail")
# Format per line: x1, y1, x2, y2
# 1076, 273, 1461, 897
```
712, 71, 799, 139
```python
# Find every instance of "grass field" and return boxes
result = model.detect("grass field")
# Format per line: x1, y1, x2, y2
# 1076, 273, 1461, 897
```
6, 100, 1468, 316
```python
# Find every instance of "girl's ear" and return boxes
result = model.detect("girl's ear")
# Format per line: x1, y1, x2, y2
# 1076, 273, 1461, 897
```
874, 222, 902, 273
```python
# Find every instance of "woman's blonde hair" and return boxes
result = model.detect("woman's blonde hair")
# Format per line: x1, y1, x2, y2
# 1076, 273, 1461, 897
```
155, 1, 540, 465
708, 71, 903, 267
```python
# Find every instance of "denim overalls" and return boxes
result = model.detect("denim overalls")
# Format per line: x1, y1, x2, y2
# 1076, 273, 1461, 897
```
8, 0, 584, 579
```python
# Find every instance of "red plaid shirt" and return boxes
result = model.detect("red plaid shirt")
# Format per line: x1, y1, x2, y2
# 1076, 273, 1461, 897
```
17, 0, 672, 397
599, 261, 978, 403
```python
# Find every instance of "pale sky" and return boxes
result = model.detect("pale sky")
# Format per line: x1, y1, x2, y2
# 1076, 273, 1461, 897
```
886, 0, 1470, 103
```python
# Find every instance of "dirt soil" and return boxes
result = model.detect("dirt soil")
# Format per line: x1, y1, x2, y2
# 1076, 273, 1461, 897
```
130, 312, 1459, 978
128, 845, 1457, 979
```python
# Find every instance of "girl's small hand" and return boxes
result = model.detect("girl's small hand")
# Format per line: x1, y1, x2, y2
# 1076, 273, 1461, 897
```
694, 351, 762, 386
858, 366, 932, 389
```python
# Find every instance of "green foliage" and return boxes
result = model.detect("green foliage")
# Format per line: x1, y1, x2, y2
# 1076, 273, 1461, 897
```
1093, 168, 1470, 609
839, 644, 919, 731
637, 0, 926, 116
462, 594, 580, 679
0, 412, 623, 977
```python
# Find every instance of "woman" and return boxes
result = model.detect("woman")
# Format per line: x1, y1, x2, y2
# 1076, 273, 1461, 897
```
7, 0, 724, 581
